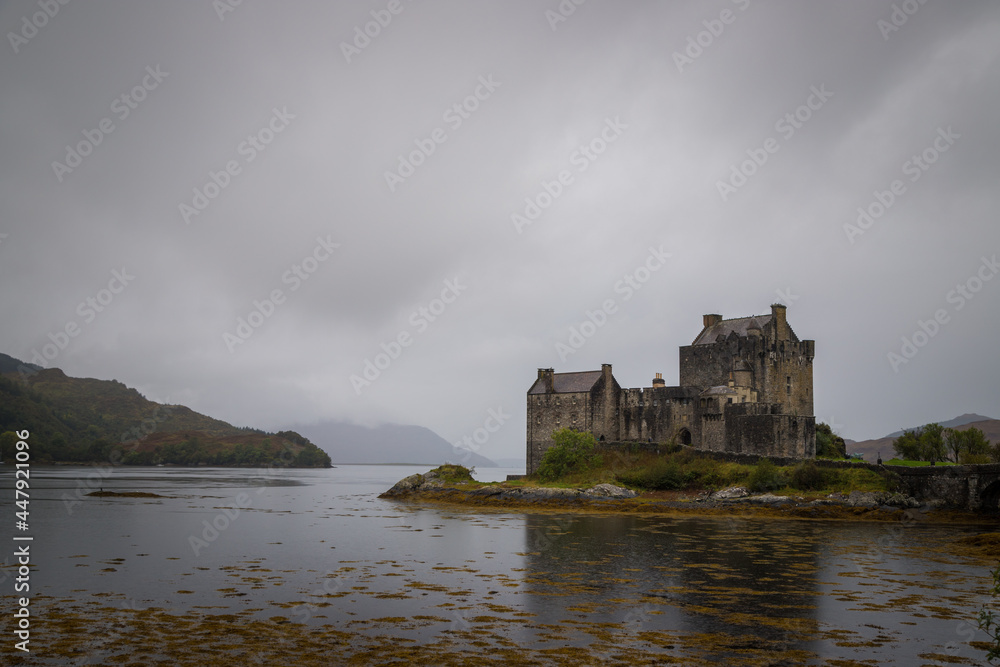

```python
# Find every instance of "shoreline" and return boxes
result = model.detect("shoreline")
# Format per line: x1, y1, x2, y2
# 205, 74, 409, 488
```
380, 470, 999, 525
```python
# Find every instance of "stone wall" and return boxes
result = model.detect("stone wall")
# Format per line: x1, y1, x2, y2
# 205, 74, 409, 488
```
724, 405, 816, 458
526, 390, 590, 475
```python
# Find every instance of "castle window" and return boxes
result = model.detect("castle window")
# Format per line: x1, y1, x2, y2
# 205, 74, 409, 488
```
727, 398, 732, 404
786, 376, 791, 395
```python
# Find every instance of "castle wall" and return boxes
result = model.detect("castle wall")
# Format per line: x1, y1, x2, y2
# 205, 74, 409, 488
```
724, 403, 816, 458
526, 390, 590, 475
756, 340, 814, 417
618, 387, 697, 444
680, 333, 814, 417
528, 308, 815, 472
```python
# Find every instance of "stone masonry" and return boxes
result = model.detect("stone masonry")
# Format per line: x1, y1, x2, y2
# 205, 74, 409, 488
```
526, 305, 816, 475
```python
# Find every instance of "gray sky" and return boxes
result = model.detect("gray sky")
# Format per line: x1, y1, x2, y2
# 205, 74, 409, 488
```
2, 0, 998, 460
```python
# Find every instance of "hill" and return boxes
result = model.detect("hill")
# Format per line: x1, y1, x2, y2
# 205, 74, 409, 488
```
0, 353, 329, 467
847, 416, 1000, 462
885, 413, 996, 438
289, 420, 498, 467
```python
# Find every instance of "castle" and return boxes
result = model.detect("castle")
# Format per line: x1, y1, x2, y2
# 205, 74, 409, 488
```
526, 304, 816, 474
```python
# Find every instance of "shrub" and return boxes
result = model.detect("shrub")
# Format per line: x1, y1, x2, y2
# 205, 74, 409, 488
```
536, 429, 600, 482
746, 458, 784, 492
617, 457, 684, 490
431, 464, 476, 483
789, 460, 827, 490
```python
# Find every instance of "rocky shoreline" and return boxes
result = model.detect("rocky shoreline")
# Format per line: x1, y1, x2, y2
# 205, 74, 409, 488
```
380, 469, 986, 522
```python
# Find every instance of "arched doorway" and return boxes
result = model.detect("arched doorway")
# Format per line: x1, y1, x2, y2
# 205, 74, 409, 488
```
677, 428, 692, 446
981, 480, 1000, 511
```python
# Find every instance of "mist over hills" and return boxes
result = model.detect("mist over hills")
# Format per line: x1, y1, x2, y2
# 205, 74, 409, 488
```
288, 420, 499, 467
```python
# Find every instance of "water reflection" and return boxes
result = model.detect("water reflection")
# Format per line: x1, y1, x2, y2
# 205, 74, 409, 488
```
0, 466, 993, 665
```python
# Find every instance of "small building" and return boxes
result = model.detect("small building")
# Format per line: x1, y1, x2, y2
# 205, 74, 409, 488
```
525, 304, 816, 474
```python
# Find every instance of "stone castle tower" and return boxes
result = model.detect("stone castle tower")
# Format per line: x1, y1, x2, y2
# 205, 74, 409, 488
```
526, 304, 816, 474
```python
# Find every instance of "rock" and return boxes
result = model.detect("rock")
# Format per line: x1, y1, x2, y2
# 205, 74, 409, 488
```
382, 473, 426, 497
847, 491, 886, 508
713, 486, 749, 500
584, 483, 637, 499
884, 492, 920, 508
745, 493, 794, 505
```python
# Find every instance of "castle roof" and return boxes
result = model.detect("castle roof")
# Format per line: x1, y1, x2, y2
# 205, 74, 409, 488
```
528, 370, 602, 394
701, 385, 736, 396
692, 315, 772, 345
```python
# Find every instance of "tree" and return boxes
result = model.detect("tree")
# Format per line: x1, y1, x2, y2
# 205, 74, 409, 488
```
946, 427, 992, 464
892, 429, 924, 461
815, 422, 847, 458
0, 431, 18, 462
921, 423, 946, 462
535, 429, 600, 482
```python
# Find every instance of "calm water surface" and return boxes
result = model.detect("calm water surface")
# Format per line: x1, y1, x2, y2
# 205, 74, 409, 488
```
1, 464, 996, 665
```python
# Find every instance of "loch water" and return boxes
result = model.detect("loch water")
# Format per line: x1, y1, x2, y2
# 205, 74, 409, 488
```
1, 464, 996, 665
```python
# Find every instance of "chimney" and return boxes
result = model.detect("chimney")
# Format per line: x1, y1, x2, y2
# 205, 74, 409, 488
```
703, 313, 722, 328
652, 372, 665, 388
537, 368, 554, 392
771, 304, 787, 340
601, 363, 613, 383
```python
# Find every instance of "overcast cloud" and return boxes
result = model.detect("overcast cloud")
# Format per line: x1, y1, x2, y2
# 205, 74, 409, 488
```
2, 0, 998, 460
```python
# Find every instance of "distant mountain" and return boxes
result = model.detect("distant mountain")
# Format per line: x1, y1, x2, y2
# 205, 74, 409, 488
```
492, 457, 526, 469
885, 413, 997, 438
0, 352, 329, 466
289, 420, 498, 467
847, 415, 1000, 462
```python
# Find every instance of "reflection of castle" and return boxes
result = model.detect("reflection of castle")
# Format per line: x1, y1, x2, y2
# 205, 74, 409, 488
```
526, 305, 815, 474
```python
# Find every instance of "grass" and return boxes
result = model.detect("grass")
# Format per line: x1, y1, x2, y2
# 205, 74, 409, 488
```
885, 458, 956, 467
552, 449, 893, 496
427, 452, 896, 498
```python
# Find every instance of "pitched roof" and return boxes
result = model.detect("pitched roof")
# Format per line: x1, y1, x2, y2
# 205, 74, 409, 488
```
528, 370, 602, 395
692, 315, 772, 345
